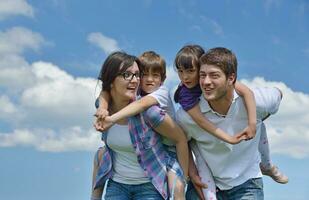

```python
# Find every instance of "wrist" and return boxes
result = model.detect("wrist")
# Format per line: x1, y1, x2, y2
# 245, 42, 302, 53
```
248, 122, 256, 128
184, 175, 190, 183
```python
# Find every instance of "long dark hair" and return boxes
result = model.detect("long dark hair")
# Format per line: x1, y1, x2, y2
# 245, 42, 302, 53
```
98, 51, 139, 92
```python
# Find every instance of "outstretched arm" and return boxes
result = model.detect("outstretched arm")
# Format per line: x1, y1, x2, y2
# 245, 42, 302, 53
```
187, 105, 245, 144
235, 81, 257, 140
108, 95, 158, 123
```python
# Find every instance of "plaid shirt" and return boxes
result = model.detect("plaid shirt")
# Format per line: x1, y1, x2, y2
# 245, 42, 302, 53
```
94, 105, 174, 200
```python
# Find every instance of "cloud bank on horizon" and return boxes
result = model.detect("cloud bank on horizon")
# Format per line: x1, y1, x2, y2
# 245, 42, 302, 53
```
0, 0, 308, 159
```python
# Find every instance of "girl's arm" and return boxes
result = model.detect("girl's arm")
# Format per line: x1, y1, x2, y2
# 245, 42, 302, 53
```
187, 105, 244, 144
154, 114, 189, 178
94, 90, 110, 132
95, 90, 110, 119
235, 81, 257, 139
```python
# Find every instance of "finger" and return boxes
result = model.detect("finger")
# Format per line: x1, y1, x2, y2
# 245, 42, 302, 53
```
194, 186, 205, 200
192, 179, 208, 188
93, 120, 104, 132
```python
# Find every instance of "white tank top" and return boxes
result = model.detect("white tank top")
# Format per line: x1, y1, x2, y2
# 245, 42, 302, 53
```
107, 123, 149, 184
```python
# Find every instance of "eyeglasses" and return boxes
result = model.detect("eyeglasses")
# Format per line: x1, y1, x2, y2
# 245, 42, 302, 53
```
118, 71, 141, 81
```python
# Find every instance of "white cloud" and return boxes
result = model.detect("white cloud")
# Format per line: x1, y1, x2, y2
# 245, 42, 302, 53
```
241, 77, 309, 159
0, 127, 102, 152
0, 27, 49, 92
0, 0, 34, 20
87, 32, 120, 54
17, 61, 98, 129
0, 26, 102, 152
0, 60, 102, 151
0, 27, 46, 55
0, 95, 17, 115
0, 55, 35, 91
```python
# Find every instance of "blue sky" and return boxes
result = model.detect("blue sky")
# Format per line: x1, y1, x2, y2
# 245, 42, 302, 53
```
0, 0, 308, 199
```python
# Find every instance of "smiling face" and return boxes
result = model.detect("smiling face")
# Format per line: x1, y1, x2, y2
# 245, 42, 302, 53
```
177, 65, 199, 89
110, 61, 140, 102
141, 69, 162, 93
199, 63, 235, 102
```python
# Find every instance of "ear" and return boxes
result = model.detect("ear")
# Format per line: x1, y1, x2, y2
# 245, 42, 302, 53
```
227, 73, 236, 85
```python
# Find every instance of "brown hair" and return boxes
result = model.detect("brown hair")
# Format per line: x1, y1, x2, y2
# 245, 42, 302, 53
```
199, 47, 237, 83
174, 44, 205, 70
139, 51, 166, 82
98, 51, 140, 91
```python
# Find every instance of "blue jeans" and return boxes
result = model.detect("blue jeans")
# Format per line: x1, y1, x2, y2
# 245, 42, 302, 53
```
217, 178, 264, 200
185, 181, 200, 200
104, 179, 163, 200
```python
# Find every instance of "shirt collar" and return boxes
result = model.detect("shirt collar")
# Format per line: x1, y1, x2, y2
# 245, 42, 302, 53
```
199, 89, 240, 114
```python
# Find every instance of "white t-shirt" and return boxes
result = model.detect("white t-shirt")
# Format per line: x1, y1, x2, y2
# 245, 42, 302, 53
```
107, 124, 149, 184
148, 85, 176, 119
176, 87, 282, 190
148, 85, 176, 148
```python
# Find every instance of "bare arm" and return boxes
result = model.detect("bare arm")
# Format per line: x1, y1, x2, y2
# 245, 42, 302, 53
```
93, 90, 110, 132
187, 104, 244, 144
235, 81, 257, 139
95, 90, 110, 119
109, 95, 158, 123
154, 114, 189, 178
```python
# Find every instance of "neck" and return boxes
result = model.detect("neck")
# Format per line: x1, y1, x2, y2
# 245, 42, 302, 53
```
110, 94, 130, 124
208, 88, 234, 116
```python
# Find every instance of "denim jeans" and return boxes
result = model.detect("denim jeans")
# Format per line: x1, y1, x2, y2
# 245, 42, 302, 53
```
104, 179, 163, 200
185, 181, 200, 200
217, 178, 264, 200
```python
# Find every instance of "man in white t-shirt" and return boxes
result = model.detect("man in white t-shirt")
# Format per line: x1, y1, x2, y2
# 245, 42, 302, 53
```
176, 47, 282, 200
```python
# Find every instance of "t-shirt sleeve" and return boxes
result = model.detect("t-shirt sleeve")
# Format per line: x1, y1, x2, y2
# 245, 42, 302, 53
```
178, 86, 200, 111
142, 105, 166, 128
254, 87, 282, 119
148, 85, 169, 108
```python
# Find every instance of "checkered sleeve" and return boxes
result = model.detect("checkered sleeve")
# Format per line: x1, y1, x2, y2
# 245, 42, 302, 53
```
142, 105, 166, 128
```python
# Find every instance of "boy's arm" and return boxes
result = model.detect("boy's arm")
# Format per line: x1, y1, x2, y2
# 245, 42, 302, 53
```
187, 105, 244, 144
235, 81, 257, 139
107, 95, 158, 124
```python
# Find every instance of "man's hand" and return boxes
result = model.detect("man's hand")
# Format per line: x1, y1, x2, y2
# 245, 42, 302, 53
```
190, 174, 207, 200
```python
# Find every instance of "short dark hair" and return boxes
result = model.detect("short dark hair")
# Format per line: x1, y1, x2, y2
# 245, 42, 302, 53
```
98, 51, 139, 91
139, 51, 166, 81
199, 47, 237, 83
174, 44, 205, 70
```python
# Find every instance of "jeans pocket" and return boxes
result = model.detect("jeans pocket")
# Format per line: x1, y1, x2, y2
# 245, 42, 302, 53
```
250, 178, 263, 190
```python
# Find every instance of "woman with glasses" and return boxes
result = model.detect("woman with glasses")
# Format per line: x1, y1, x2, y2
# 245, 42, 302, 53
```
91, 51, 189, 200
